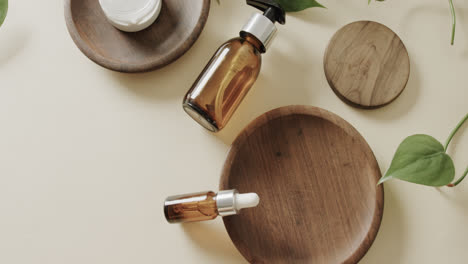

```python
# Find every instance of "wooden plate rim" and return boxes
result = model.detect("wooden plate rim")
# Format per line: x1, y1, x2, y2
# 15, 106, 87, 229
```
64, 0, 211, 73
220, 105, 384, 263
323, 20, 411, 109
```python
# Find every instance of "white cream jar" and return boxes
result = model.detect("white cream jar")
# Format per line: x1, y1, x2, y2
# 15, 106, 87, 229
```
99, 0, 162, 32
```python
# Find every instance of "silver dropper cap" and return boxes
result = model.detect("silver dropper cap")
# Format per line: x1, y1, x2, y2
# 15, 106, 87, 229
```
216, 189, 239, 216
240, 13, 277, 53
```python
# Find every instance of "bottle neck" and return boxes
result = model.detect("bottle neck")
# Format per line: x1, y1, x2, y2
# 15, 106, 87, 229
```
216, 190, 239, 216
243, 33, 264, 53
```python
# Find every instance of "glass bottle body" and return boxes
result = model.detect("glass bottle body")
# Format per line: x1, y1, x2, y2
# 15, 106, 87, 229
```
164, 191, 218, 223
183, 35, 262, 132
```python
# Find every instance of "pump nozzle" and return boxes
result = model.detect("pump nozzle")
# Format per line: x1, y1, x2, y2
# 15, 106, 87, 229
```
246, 0, 286, 24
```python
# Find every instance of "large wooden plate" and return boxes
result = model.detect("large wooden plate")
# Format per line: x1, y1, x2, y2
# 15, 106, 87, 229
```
64, 0, 210, 73
220, 106, 384, 264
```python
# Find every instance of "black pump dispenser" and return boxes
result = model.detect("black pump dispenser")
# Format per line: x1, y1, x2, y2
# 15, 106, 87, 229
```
240, 0, 286, 53
246, 0, 286, 25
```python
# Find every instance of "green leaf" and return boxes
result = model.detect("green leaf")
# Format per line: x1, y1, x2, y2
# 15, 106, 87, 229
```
0, 0, 7, 27
369, 0, 386, 4
274, 0, 325, 12
378, 134, 455, 187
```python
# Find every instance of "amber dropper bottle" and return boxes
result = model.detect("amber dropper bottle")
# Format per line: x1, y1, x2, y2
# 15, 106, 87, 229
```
164, 190, 260, 223
182, 0, 286, 132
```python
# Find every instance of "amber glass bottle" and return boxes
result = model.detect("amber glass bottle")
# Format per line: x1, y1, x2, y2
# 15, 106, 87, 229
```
164, 191, 218, 223
183, 35, 262, 132
182, 0, 286, 132
164, 190, 260, 224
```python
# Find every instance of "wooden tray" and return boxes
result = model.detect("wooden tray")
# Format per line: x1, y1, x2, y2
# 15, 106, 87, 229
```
64, 0, 210, 73
324, 21, 410, 109
220, 106, 384, 264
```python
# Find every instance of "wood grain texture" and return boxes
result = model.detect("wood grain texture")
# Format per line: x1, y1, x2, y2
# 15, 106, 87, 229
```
324, 21, 410, 109
64, 0, 210, 73
220, 105, 384, 264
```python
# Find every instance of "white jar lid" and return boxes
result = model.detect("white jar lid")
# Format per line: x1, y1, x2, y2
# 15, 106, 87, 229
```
99, 0, 162, 32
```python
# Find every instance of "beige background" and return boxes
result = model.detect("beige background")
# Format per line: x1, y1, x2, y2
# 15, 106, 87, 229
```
1, 0, 468, 263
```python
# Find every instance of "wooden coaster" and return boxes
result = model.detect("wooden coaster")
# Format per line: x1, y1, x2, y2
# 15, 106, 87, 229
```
64, 0, 210, 73
220, 106, 384, 264
324, 21, 410, 109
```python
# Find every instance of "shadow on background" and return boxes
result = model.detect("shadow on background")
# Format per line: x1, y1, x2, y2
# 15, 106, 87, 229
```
351, 55, 421, 121
289, 7, 338, 28
0, 26, 31, 67
458, 8, 468, 58
182, 222, 246, 264
360, 185, 407, 264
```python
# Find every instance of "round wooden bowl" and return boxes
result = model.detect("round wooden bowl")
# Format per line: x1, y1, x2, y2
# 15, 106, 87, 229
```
64, 0, 210, 73
220, 106, 384, 264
